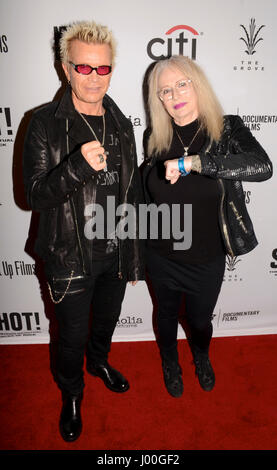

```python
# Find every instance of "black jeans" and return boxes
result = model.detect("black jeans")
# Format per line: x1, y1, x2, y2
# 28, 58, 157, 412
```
147, 250, 225, 362
47, 255, 127, 395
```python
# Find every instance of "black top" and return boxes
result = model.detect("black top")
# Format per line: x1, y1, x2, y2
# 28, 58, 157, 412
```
146, 119, 225, 264
83, 109, 121, 259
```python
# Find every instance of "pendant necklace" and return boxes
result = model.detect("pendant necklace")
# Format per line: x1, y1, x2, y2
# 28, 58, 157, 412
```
77, 110, 107, 171
175, 125, 201, 157
77, 110, 106, 145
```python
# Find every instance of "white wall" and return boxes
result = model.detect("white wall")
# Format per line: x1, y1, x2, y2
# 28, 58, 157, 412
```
0, 0, 276, 344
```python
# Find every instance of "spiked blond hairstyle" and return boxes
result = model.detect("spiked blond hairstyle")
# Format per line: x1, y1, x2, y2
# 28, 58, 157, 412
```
60, 20, 117, 65
147, 55, 224, 156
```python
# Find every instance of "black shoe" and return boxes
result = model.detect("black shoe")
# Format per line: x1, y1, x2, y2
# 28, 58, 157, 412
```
87, 362, 130, 393
59, 393, 82, 442
162, 360, 183, 398
194, 353, 215, 391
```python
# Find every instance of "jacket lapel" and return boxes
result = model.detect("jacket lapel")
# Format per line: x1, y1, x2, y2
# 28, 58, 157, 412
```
54, 86, 134, 201
106, 99, 134, 202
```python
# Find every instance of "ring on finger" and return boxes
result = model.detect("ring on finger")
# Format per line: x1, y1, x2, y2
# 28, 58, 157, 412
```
98, 154, 104, 163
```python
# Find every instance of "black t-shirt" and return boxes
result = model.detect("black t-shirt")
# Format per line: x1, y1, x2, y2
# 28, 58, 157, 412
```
83, 110, 121, 259
146, 119, 225, 264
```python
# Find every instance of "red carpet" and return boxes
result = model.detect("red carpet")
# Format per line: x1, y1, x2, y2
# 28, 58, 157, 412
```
1, 335, 277, 451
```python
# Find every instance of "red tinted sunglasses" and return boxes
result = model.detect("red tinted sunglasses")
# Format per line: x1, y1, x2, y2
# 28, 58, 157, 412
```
69, 62, 112, 76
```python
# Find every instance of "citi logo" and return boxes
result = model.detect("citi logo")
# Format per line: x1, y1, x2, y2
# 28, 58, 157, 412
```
147, 25, 200, 60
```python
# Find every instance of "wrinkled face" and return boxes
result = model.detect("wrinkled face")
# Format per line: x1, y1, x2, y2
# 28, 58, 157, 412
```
62, 40, 113, 114
158, 66, 199, 126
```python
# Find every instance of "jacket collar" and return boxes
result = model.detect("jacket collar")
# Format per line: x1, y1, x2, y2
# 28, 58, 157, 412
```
54, 85, 131, 140
54, 86, 134, 201
54, 85, 127, 126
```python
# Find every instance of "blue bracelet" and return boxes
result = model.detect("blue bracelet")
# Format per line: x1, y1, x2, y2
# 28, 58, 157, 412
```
178, 157, 190, 176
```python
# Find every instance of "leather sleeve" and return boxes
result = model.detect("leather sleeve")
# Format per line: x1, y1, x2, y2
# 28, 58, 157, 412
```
23, 113, 96, 211
198, 115, 273, 182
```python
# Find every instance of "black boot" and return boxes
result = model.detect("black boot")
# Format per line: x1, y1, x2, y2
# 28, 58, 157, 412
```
162, 359, 183, 398
193, 350, 215, 392
87, 362, 130, 393
59, 392, 83, 442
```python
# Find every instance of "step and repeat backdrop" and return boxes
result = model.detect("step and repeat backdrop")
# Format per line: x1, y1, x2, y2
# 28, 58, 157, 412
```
0, 0, 276, 344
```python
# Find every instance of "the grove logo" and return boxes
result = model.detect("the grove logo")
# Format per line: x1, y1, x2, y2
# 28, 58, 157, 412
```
240, 18, 265, 55
147, 25, 200, 60
224, 255, 243, 282
233, 18, 266, 72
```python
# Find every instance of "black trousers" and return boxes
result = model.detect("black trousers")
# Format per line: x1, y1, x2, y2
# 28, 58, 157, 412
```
47, 255, 127, 396
147, 249, 225, 362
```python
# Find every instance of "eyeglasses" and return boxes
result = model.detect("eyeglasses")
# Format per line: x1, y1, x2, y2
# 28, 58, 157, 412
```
69, 62, 112, 76
158, 79, 192, 101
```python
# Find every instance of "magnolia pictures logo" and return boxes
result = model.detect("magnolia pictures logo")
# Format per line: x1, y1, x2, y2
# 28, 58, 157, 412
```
233, 18, 265, 72
146, 24, 202, 61
116, 315, 143, 329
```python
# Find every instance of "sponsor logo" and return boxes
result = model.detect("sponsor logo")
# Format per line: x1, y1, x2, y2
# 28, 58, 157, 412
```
237, 107, 277, 132
215, 310, 261, 328
147, 24, 201, 60
0, 311, 42, 337
128, 115, 142, 129
0, 260, 36, 279
117, 316, 143, 328
244, 190, 251, 204
236, 107, 277, 134
0, 107, 14, 146
269, 248, 277, 277
242, 115, 277, 132
223, 255, 243, 282
0, 35, 8, 53
216, 309, 260, 324
240, 18, 265, 55
233, 18, 265, 72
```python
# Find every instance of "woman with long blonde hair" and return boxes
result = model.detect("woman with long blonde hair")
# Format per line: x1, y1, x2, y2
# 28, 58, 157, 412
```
143, 55, 272, 397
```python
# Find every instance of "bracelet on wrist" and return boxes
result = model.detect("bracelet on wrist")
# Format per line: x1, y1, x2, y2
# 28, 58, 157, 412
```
178, 157, 191, 176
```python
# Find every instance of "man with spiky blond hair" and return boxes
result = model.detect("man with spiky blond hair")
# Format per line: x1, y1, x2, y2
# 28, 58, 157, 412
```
23, 20, 144, 442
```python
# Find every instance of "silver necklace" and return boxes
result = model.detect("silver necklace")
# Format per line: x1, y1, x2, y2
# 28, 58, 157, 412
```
77, 110, 106, 146
175, 125, 201, 157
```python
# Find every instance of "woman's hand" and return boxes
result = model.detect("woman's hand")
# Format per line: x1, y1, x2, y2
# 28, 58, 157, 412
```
164, 157, 192, 184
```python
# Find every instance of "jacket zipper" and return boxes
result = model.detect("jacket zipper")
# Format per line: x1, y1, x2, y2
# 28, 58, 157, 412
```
53, 274, 84, 281
66, 119, 86, 274
218, 179, 234, 258
204, 138, 234, 258
90, 182, 97, 268
117, 163, 135, 279
229, 201, 248, 233
71, 199, 86, 274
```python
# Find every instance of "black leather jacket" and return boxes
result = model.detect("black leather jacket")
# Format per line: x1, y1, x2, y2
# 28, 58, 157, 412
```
142, 115, 273, 257
23, 87, 144, 280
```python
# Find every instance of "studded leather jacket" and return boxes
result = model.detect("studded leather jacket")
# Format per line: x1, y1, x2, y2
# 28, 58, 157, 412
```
142, 115, 273, 257
23, 87, 145, 280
